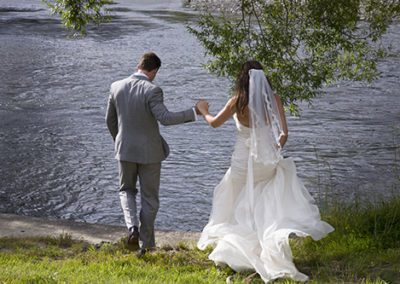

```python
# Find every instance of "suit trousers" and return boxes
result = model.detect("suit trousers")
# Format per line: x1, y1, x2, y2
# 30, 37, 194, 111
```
118, 160, 161, 249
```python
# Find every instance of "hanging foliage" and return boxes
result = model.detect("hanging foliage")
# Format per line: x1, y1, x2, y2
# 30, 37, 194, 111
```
188, 0, 400, 113
43, 0, 113, 35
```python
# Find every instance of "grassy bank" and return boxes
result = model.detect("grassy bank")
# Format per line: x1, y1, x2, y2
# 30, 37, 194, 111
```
1, 197, 399, 283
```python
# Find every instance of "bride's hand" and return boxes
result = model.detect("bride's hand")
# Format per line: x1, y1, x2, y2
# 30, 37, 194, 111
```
196, 100, 209, 115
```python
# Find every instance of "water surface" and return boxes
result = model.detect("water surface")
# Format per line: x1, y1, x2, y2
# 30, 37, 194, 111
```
0, 0, 399, 231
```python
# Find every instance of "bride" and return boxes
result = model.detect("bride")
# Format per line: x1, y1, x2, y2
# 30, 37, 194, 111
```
196, 60, 334, 282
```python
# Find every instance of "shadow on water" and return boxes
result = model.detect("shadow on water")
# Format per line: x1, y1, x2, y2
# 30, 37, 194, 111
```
86, 16, 162, 41
106, 7, 134, 13
136, 9, 198, 24
0, 7, 45, 13
0, 15, 162, 41
0, 17, 61, 26
0, 3, 196, 40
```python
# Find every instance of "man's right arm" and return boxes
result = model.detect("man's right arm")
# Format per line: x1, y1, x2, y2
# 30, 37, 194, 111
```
105, 93, 118, 141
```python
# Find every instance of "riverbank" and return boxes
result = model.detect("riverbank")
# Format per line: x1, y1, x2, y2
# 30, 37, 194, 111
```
1, 197, 400, 283
0, 213, 200, 247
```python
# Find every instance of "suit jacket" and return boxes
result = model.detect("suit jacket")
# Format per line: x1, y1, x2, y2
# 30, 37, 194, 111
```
106, 74, 195, 164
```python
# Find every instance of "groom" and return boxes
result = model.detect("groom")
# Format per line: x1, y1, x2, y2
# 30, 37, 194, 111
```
106, 52, 201, 253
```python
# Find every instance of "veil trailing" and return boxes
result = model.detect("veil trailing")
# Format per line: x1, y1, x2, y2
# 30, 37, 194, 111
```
248, 69, 283, 165
197, 69, 334, 283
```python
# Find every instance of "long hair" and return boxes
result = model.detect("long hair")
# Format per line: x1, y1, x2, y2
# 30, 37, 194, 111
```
235, 60, 264, 114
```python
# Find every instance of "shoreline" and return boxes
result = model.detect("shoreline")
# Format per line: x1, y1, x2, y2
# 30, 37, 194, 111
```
0, 213, 200, 246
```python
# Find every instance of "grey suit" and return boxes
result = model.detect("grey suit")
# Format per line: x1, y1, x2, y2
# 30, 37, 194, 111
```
106, 74, 195, 163
106, 74, 195, 248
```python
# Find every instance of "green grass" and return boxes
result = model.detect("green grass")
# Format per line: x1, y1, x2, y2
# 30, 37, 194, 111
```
1, 197, 400, 283
290, 196, 400, 283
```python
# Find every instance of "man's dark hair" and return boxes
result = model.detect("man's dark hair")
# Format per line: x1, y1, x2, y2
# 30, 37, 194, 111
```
138, 52, 161, 71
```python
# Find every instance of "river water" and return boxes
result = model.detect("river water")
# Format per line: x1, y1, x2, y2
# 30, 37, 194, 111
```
0, 0, 399, 232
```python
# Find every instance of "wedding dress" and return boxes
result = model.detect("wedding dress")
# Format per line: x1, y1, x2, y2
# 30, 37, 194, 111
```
198, 70, 334, 283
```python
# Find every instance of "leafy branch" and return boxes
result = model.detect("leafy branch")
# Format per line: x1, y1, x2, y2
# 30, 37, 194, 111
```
188, 0, 400, 114
43, 0, 113, 35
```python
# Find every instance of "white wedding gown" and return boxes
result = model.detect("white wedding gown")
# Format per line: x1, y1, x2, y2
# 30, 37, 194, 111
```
198, 115, 334, 283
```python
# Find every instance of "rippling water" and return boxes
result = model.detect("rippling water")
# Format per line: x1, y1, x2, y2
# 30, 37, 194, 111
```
0, 0, 399, 231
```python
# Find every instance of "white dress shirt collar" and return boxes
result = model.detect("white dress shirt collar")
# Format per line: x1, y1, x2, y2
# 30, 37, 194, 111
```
133, 71, 149, 79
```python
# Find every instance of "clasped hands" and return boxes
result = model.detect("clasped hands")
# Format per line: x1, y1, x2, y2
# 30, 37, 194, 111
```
195, 99, 209, 116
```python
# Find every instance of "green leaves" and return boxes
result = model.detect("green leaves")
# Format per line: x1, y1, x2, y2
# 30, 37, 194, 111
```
188, 0, 400, 114
43, 0, 113, 35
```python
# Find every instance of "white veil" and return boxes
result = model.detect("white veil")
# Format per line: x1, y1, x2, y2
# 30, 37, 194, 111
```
248, 69, 283, 165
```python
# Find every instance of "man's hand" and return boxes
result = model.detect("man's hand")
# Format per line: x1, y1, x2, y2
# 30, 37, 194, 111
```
196, 99, 209, 115
278, 132, 288, 148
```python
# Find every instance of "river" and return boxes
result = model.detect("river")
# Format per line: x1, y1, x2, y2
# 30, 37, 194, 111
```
0, 0, 399, 231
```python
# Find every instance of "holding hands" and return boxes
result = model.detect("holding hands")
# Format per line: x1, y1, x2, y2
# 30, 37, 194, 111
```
195, 97, 233, 128
278, 132, 288, 148
196, 99, 209, 115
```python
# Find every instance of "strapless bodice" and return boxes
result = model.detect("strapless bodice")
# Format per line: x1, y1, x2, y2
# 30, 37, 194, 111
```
233, 114, 250, 138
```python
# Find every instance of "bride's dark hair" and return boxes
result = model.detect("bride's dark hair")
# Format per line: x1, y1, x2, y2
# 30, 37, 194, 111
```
235, 60, 264, 114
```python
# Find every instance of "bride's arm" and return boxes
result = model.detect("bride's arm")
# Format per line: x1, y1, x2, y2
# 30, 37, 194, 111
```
197, 98, 236, 128
275, 94, 289, 147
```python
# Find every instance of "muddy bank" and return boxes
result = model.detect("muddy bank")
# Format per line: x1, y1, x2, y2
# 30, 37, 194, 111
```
0, 213, 200, 246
